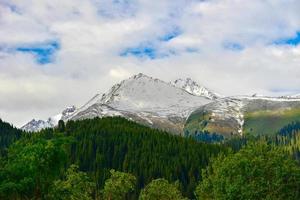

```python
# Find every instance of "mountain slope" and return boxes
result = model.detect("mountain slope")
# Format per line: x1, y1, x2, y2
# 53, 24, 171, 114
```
22, 74, 212, 134
172, 78, 221, 99
185, 96, 300, 137
19, 73, 300, 137
68, 73, 211, 134
22, 106, 76, 132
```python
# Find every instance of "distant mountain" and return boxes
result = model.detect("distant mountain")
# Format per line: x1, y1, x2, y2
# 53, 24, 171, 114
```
22, 106, 76, 132
172, 78, 221, 99
21, 119, 53, 132
22, 74, 211, 133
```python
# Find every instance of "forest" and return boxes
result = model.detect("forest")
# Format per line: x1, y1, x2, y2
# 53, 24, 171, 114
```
0, 117, 299, 199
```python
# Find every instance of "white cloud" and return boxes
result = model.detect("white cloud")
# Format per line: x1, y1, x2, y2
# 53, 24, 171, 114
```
0, 0, 300, 126
109, 68, 131, 79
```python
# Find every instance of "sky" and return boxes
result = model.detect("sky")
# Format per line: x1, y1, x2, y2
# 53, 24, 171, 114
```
0, 0, 300, 127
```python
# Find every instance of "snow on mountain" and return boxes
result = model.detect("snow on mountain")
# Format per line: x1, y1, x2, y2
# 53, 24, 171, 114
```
60, 105, 77, 120
21, 119, 54, 132
67, 73, 212, 134
21, 73, 300, 135
100, 74, 211, 113
22, 106, 76, 132
22, 74, 213, 133
172, 78, 221, 100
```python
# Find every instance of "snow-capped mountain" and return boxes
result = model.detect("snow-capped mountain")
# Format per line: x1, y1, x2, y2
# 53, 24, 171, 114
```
172, 78, 221, 100
22, 106, 76, 132
68, 73, 212, 134
21, 119, 54, 132
22, 74, 212, 134
23, 73, 300, 137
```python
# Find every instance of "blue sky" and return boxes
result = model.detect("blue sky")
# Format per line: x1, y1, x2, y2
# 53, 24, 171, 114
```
16, 41, 60, 64
273, 32, 300, 46
0, 0, 300, 126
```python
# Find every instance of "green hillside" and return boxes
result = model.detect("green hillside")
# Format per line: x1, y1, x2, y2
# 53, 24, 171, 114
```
185, 107, 300, 139
0, 119, 23, 156
243, 108, 300, 136
0, 117, 228, 199
0, 117, 299, 199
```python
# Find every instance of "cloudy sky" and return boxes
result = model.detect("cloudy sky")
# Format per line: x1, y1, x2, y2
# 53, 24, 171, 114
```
0, 0, 300, 126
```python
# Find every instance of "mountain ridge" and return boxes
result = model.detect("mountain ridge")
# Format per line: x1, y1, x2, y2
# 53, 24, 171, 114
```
22, 73, 212, 133
22, 73, 300, 137
171, 77, 221, 100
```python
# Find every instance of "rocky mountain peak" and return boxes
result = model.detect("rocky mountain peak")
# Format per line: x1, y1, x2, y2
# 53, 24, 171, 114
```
172, 78, 220, 100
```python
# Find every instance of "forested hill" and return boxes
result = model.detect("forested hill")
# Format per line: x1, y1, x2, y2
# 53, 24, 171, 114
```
64, 117, 228, 198
0, 117, 228, 199
1, 117, 300, 199
0, 119, 23, 156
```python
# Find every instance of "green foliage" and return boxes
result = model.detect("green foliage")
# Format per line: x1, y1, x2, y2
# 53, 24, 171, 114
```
195, 142, 300, 200
224, 121, 300, 161
66, 117, 227, 198
58, 120, 66, 132
0, 119, 23, 156
0, 134, 70, 199
0, 117, 227, 199
139, 178, 186, 200
48, 164, 95, 200
185, 108, 300, 138
103, 169, 136, 200
243, 109, 300, 136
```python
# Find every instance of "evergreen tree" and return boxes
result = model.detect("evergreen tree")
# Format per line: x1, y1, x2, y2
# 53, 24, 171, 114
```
58, 120, 65, 132
48, 165, 95, 200
0, 135, 69, 199
139, 178, 187, 200
195, 142, 300, 200
0, 119, 23, 156
102, 169, 136, 200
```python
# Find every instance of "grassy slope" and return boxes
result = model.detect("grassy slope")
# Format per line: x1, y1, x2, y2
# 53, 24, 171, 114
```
185, 108, 300, 137
243, 108, 300, 136
184, 111, 211, 133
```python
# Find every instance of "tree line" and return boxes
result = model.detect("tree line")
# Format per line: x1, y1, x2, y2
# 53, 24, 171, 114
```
0, 117, 227, 199
0, 117, 299, 199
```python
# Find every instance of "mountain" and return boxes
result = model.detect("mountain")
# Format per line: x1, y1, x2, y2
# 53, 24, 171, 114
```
172, 78, 221, 99
23, 73, 300, 137
22, 74, 212, 134
21, 106, 76, 132
185, 96, 300, 137
68, 73, 211, 134
21, 119, 53, 132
